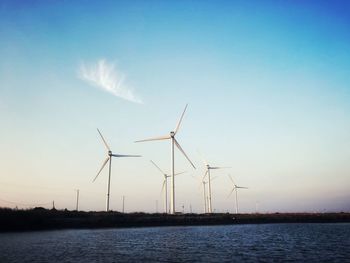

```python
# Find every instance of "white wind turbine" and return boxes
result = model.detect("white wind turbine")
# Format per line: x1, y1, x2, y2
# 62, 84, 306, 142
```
150, 160, 185, 213
190, 174, 208, 214
136, 104, 196, 214
227, 174, 248, 214
201, 175, 220, 213
93, 128, 141, 212
200, 154, 230, 213
191, 173, 219, 213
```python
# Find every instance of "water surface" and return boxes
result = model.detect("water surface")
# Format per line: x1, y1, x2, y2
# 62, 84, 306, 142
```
0, 223, 349, 262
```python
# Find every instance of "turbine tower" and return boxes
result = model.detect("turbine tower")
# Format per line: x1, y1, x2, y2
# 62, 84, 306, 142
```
200, 175, 219, 213
75, 189, 79, 211
136, 104, 195, 214
227, 174, 248, 214
93, 128, 141, 212
150, 160, 185, 213
201, 179, 208, 213
201, 154, 230, 213
191, 174, 209, 213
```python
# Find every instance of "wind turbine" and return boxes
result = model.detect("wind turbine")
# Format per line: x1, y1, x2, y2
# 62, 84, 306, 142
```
190, 174, 208, 213
201, 154, 230, 213
93, 128, 141, 212
227, 174, 248, 214
135, 104, 196, 214
191, 173, 219, 214
150, 160, 185, 213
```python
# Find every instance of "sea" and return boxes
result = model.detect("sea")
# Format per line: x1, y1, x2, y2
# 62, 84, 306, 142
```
0, 223, 349, 262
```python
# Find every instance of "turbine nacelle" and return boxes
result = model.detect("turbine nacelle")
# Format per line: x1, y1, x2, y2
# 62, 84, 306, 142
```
170, 131, 175, 137
108, 150, 112, 156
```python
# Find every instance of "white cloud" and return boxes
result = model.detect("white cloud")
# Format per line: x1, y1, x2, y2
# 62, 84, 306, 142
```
78, 59, 142, 103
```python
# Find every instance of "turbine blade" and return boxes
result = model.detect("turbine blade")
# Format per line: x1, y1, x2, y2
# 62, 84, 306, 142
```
237, 186, 248, 189
93, 156, 110, 182
203, 170, 208, 179
135, 135, 171, 143
174, 171, 186, 176
150, 160, 166, 175
174, 139, 196, 169
112, 154, 141, 157
198, 181, 203, 191
227, 188, 235, 198
97, 128, 111, 151
197, 149, 209, 166
160, 179, 166, 195
227, 174, 235, 185
174, 104, 188, 134
190, 174, 203, 191
210, 166, 231, 169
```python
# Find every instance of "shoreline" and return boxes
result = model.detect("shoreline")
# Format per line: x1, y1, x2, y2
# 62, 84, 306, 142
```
1, 208, 349, 232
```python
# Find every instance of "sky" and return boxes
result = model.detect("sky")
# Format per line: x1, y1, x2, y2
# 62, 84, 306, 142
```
1, 0, 349, 213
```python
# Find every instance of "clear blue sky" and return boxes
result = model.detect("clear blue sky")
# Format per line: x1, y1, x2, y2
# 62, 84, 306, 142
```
1, 0, 349, 212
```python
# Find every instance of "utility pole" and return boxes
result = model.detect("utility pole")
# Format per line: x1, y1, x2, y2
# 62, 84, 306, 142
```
156, 200, 158, 213
122, 195, 125, 213
76, 189, 80, 211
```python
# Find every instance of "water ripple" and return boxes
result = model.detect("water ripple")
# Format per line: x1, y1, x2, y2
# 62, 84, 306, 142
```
0, 223, 349, 262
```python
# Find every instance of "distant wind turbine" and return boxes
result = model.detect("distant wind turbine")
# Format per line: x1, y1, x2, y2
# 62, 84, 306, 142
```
191, 173, 218, 213
191, 174, 207, 213
201, 179, 208, 213
136, 104, 196, 214
227, 174, 248, 214
200, 153, 230, 213
93, 128, 141, 212
150, 160, 185, 213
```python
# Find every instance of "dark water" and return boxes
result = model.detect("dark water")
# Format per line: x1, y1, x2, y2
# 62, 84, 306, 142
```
0, 223, 349, 262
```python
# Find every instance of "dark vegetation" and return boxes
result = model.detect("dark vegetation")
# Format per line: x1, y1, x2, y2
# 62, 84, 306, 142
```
0, 207, 349, 232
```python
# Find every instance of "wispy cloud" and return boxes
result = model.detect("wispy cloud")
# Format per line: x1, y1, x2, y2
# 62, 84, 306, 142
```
78, 59, 142, 103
